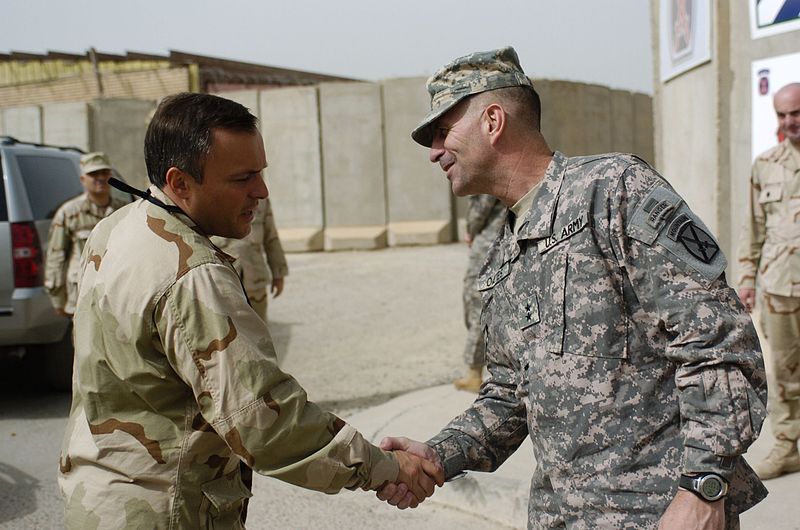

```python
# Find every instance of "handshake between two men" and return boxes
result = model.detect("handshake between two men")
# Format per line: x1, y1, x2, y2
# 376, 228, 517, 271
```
380, 436, 443, 509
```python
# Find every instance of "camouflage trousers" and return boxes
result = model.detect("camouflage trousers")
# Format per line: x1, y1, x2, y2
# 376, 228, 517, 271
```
462, 237, 492, 368
759, 293, 800, 442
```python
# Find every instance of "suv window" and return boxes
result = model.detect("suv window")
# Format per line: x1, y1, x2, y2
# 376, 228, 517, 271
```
0, 159, 8, 222
16, 155, 82, 219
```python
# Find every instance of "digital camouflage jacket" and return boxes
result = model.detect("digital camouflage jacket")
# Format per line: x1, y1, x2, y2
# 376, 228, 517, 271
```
429, 152, 768, 529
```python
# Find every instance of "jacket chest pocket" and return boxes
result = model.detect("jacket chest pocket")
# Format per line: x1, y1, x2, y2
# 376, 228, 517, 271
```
534, 246, 627, 359
562, 252, 628, 358
758, 182, 783, 205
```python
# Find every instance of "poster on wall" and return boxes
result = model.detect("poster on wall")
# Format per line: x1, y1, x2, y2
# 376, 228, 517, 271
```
751, 51, 800, 160
659, 0, 712, 82
750, 0, 800, 39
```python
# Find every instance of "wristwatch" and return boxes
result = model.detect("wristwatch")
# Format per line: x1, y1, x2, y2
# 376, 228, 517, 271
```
679, 473, 728, 502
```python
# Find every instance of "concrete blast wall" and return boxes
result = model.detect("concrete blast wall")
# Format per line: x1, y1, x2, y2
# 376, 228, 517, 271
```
2, 106, 43, 143
1, 78, 653, 253
260, 86, 325, 251
319, 82, 387, 250
90, 99, 156, 189
42, 101, 91, 152
537, 79, 655, 164
382, 77, 453, 246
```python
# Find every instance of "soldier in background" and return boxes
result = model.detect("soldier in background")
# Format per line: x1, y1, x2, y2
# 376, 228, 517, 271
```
378, 47, 767, 528
211, 197, 288, 323
58, 93, 441, 528
737, 82, 800, 480
44, 152, 128, 317
455, 194, 506, 392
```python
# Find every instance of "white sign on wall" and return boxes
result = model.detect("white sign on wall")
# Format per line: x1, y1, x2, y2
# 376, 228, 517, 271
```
750, 0, 800, 39
659, 0, 712, 82
751, 51, 800, 160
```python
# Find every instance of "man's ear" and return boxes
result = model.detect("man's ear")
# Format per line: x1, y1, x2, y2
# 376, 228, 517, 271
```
164, 167, 193, 200
483, 103, 507, 145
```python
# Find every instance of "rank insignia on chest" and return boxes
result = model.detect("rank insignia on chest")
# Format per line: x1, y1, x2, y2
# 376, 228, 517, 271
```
537, 212, 589, 254
518, 295, 540, 329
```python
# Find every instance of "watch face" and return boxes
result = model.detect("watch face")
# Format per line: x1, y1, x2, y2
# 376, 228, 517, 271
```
700, 477, 723, 499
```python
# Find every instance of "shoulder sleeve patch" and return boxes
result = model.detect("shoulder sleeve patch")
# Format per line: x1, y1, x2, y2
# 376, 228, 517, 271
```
627, 185, 683, 245
627, 185, 727, 283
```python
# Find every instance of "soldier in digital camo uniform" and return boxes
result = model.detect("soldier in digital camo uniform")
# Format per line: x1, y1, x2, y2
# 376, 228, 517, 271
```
211, 197, 288, 323
58, 93, 442, 529
455, 194, 506, 392
44, 152, 128, 317
737, 82, 800, 481
377, 47, 768, 529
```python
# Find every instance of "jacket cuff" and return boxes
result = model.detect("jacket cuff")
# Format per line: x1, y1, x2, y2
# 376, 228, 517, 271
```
682, 446, 738, 481
426, 431, 467, 480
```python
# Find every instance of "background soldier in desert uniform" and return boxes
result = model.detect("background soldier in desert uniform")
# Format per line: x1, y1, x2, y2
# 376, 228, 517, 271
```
212, 197, 288, 323
737, 82, 800, 480
455, 194, 506, 392
44, 152, 127, 317
378, 47, 768, 529
58, 93, 441, 529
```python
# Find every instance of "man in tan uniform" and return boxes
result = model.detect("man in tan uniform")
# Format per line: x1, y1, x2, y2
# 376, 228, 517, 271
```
211, 197, 288, 323
58, 93, 441, 528
738, 82, 800, 480
44, 152, 128, 317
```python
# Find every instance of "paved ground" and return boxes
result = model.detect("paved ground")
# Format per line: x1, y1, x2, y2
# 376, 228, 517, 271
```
1, 244, 799, 529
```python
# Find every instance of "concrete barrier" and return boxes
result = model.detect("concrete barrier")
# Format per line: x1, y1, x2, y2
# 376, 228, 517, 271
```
319, 82, 387, 250
42, 101, 91, 152
382, 77, 453, 246
2, 105, 42, 144
90, 98, 156, 189
260, 86, 324, 252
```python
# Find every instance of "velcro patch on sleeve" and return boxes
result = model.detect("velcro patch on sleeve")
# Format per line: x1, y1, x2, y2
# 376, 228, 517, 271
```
628, 186, 727, 284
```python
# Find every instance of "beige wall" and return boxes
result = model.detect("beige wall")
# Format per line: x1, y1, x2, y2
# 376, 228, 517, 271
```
652, 0, 800, 280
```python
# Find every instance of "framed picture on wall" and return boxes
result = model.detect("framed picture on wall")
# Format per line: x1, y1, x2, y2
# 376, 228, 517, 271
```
659, 0, 713, 81
750, 0, 800, 39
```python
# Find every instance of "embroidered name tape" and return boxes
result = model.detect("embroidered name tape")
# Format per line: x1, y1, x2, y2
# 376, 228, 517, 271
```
538, 212, 589, 253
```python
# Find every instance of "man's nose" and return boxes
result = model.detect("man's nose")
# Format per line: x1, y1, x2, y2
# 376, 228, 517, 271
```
254, 177, 269, 199
429, 143, 445, 164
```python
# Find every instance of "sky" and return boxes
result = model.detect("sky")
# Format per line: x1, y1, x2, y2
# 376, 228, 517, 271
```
0, 0, 654, 94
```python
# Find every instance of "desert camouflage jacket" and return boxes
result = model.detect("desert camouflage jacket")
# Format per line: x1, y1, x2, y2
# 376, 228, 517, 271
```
428, 152, 768, 528
44, 193, 128, 314
737, 139, 800, 297
211, 198, 288, 302
58, 187, 397, 529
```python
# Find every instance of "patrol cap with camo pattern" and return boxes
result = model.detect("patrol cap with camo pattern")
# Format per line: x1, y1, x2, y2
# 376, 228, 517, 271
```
411, 46, 534, 147
80, 152, 113, 174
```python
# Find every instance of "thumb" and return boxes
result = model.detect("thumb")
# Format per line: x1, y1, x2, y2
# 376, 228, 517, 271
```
419, 455, 445, 486
380, 436, 409, 452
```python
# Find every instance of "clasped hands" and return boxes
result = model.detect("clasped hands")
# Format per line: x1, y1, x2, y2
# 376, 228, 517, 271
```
377, 436, 444, 509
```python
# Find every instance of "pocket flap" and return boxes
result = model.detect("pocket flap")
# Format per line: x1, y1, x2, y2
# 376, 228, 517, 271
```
201, 471, 253, 512
758, 183, 782, 204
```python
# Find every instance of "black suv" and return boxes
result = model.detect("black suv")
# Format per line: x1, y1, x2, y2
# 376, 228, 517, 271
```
0, 136, 130, 390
